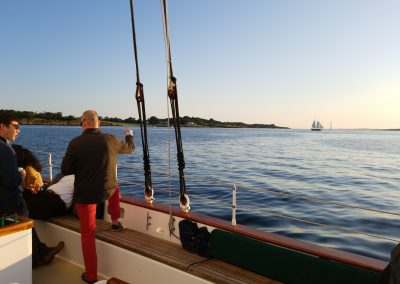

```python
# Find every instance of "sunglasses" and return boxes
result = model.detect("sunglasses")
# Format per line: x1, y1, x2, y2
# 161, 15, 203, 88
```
80, 119, 86, 126
9, 123, 20, 130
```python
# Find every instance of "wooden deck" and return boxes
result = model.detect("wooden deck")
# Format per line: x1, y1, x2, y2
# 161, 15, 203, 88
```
48, 215, 282, 284
33, 256, 100, 284
33, 257, 129, 284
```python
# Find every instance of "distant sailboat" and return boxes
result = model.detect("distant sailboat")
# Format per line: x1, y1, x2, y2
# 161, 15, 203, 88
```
311, 120, 323, 131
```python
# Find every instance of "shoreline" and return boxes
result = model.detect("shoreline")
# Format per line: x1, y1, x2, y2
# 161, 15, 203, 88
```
18, 119, 289, 129
18, 121, 398, 131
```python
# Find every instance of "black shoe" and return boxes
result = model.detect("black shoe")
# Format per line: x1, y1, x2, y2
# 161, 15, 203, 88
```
43, 241, 64, 264
81, 272, 98, 283
111, 221, 124, 232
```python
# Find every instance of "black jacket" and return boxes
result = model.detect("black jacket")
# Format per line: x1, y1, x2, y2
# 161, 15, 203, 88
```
0, 137, 22, 214
61, 128, 134, 204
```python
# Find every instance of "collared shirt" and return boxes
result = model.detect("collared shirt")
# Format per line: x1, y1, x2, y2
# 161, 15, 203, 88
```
0, 136, 9, 145
47, 175, 74, 208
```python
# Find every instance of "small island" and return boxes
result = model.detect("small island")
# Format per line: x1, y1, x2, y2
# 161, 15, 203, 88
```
0, 109, 289, 129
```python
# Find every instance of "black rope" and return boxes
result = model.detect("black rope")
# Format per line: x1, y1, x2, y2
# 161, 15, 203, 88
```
162, 0, 188, 205
129, 0, 153, 198
129, 0, 140, 83
168, 76, 187, 198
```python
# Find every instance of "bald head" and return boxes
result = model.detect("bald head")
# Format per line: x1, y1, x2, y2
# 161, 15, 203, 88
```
81, 110, 100, 129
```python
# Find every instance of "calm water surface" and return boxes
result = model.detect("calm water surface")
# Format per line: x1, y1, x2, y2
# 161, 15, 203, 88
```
15, 125, 400, 261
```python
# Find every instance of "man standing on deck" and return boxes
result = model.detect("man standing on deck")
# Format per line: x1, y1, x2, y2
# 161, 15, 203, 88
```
61, 109, 135, 283
0, 111, 64, 268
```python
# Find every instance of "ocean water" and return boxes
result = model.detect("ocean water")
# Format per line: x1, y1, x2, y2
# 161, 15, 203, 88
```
15, 125, 400, 261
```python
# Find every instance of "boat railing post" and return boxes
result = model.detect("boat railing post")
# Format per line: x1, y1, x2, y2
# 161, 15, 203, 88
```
232, 184, 237, 226
48, 153, 53, 181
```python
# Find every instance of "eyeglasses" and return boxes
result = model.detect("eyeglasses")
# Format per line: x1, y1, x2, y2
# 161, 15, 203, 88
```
9, 123, 20, 130
80, 119, 86, 126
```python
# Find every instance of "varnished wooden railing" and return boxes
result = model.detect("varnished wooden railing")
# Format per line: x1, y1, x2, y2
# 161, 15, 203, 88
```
121, 195, 387, 272
0, 215, 33, 237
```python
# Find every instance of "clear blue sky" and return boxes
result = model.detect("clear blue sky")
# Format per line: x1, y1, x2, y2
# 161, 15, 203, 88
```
1, 0, 399, 129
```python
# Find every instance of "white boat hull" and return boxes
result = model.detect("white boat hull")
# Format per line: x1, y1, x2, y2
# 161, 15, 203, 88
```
34, 201, 213, 284
0, 228, 32, 284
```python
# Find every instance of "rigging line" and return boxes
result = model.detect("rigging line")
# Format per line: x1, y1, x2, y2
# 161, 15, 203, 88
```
109, 178, 400, 243
129, 0, 140, 83
161, 0, 173, 78
42, 154, 400, 218
164, 24, 178, 238
190, 195, 222, 207
234, 181, 400, 217
200, 174, 400, 217
239, 204, 400, 243
160, 0, 170, 78
129, 0, 154, 203
160, 0, 176, 228
161, 0, 189, 212
193, 194, 398, 243
33, 150, 57, 156
135, 164, 400, 217
118, 172, 400, 221
160, 0, 173, 216
168, 71, 173, 216
117, 180, 176, 195
115, 179, 143, 187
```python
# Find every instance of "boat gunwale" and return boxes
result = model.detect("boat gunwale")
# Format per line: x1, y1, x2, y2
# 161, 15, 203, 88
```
121, 194, 387, 272
0, 215, 33, 237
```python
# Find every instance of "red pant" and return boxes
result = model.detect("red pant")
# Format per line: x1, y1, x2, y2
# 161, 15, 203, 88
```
75, 185, 121, 281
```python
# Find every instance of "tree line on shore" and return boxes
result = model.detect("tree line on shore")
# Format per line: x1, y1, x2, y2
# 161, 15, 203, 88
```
0, 109, 288, 128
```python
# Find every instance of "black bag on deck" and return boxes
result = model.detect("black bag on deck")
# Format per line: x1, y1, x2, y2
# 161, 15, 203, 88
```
179, 219, 211, 258
179, 219, 199, 253
197, 226, 212, 258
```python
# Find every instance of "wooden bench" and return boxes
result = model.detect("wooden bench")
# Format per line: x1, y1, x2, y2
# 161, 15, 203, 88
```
48, 215, 282, 284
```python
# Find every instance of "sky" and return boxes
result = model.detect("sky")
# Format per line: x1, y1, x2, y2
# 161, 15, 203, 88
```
0, 0, 399, 129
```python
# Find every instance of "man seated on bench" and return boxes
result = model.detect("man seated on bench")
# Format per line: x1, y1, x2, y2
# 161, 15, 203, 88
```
0, 112, 64, 268
24, 173, 74, 220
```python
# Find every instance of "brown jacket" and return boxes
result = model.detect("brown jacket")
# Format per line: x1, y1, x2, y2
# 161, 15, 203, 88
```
61, 128, 134, 204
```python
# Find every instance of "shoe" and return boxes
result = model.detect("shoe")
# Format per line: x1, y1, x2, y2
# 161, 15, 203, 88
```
81, 272, 98, 284
111, 221, 124, 232
43, 241, 64, 264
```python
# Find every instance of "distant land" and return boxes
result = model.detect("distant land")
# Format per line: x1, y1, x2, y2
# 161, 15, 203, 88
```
0, 109, 289, 129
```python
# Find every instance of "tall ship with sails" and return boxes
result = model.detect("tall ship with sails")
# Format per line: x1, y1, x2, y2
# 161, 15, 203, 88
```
311, 120, 323, 131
